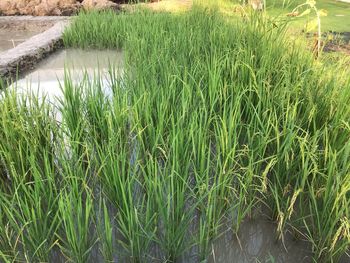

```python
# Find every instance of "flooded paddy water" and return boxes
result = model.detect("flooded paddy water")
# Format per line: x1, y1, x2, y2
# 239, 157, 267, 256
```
14, 48, 124, 101
0, 17, 61, 53
207, 219, 311, 263
0, 29, 43, 52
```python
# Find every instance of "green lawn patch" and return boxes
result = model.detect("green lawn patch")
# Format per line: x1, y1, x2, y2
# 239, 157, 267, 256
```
266, 0, 350, 32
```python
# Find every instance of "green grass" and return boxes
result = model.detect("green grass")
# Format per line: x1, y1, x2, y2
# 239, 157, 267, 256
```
266, 0, 350, 32
0, 78, 4, 91
225, 0, 350, 32
0, 3, 350, 263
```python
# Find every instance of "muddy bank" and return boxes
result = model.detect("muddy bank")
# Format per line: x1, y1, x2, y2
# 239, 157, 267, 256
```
0, 19, 70, 79
0, 29, 41, 52
0, 0, 151, 16
0, 16, 68, 30
323, 32, 350, 55
0, 0, 81, 16
0, 16, 68, 53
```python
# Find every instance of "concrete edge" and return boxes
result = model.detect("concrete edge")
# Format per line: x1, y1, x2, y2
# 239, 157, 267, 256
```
0, 16, 71, 22
0, 19, 71, 80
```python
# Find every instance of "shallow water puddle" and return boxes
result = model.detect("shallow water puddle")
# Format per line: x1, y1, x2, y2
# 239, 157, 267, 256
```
0, 29, 42, 52
13, 48, 124, 102
207, 219, 312, 263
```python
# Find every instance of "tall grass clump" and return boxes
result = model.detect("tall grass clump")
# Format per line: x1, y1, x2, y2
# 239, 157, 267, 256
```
0, 3, 349, 262
0, 91, 61, 262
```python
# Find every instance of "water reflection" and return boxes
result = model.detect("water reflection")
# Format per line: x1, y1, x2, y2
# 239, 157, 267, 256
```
13, 48, 124, 103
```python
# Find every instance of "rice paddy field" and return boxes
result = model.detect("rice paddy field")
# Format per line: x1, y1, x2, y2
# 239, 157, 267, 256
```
0, 1, 350, 262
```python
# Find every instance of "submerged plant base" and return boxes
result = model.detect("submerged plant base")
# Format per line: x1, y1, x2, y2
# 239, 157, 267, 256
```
12, 48, 124, 101
208, 218, 312, 263
0, 16, 65, 53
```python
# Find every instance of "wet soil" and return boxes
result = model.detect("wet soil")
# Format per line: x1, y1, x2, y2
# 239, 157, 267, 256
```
323, 32, 350, 55
0, 17, 67, 53
0, 29, 43, 52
